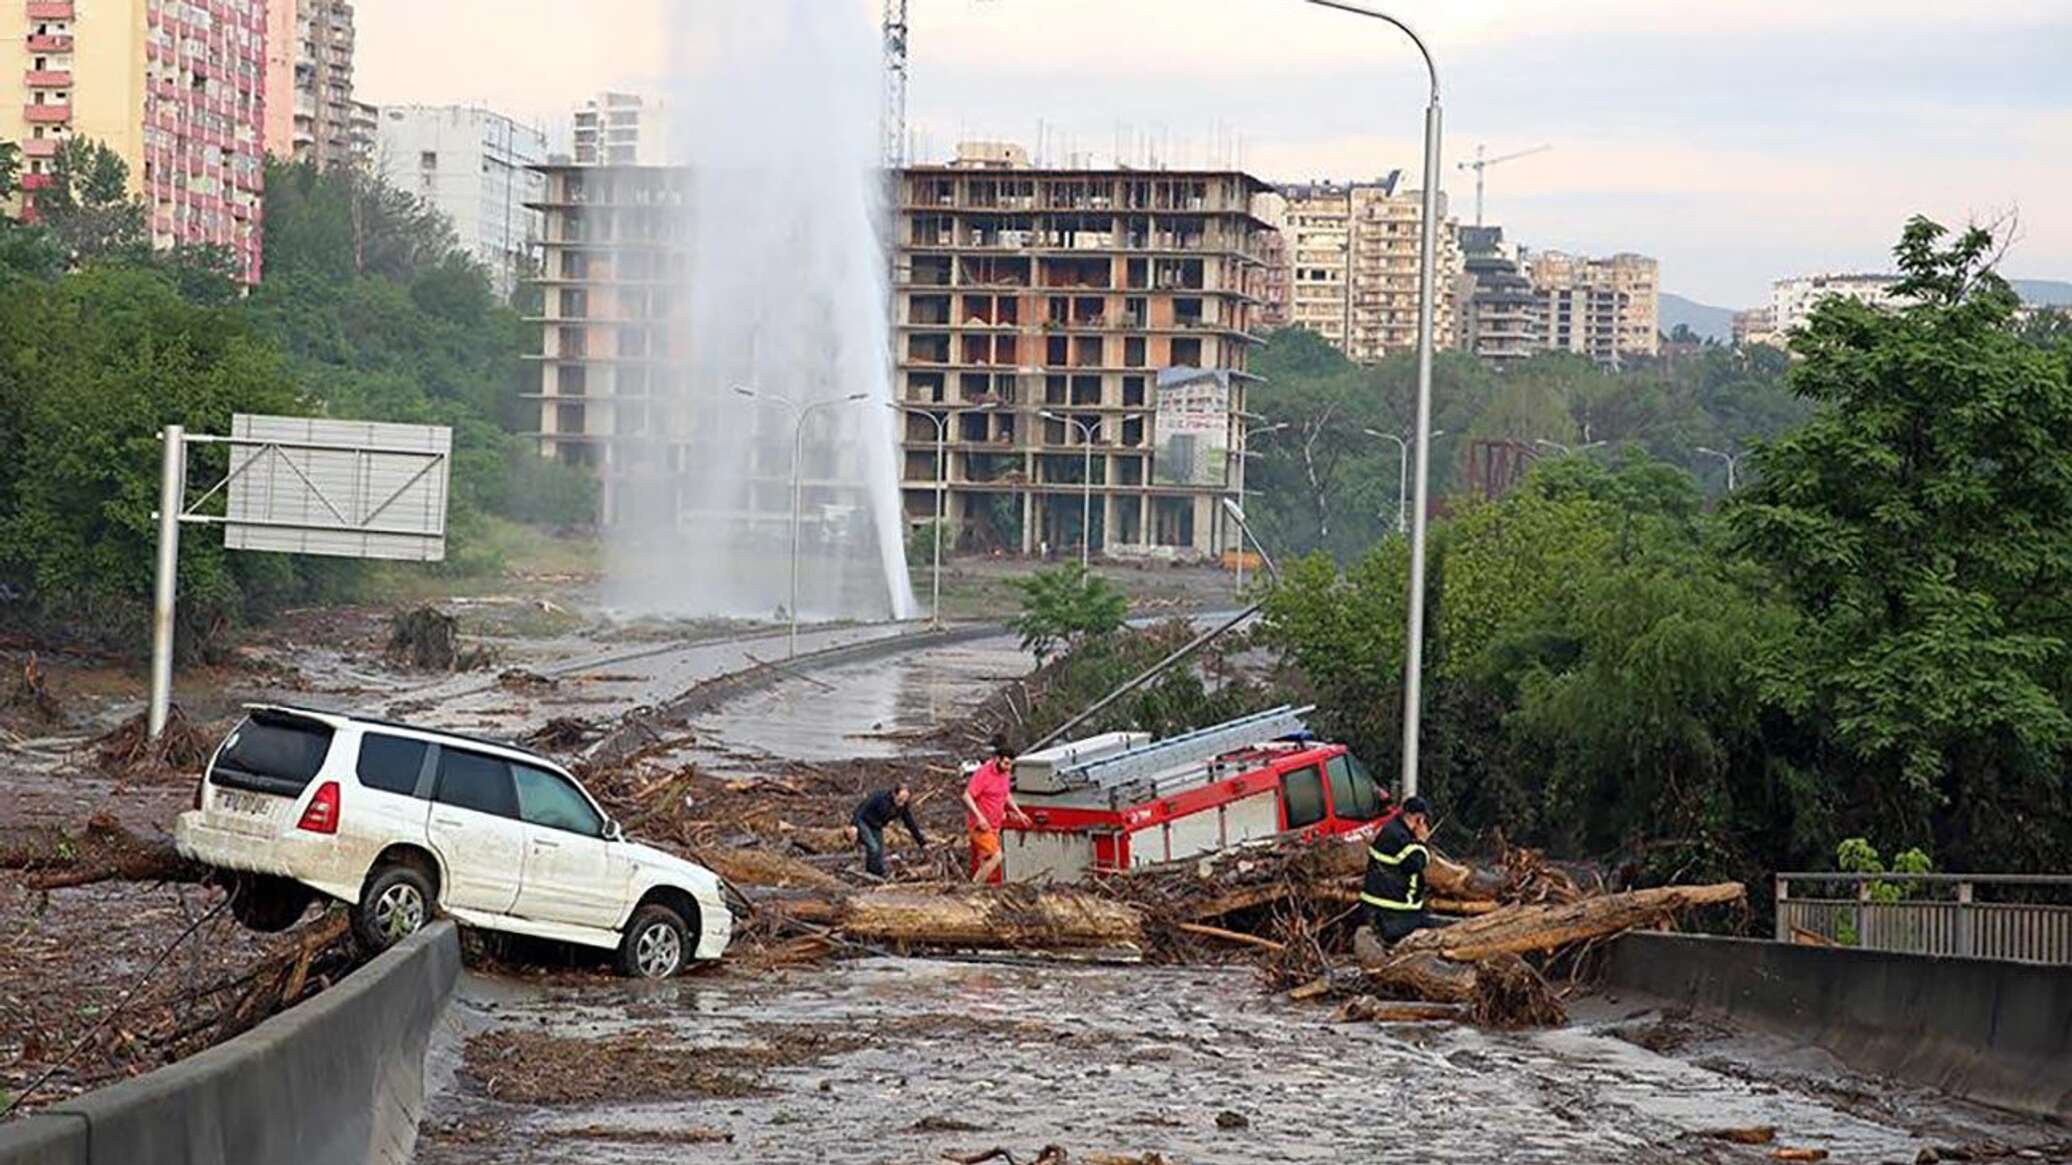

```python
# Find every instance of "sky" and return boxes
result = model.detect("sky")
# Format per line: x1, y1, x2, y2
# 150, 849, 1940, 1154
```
353, 0, 2072, 307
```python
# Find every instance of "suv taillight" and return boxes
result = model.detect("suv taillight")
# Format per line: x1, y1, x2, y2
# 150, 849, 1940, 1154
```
297, 781, 341, 834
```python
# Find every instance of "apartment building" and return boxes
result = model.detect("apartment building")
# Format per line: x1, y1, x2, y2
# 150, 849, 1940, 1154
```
2, 0, 268, 281
571, 92, 672, 166
525, 164, 688, 520
1526, 250, 1659, 367
261, 0, 357, 168
1770, 273, 1904, 336
1276, 177, 1463, 363
895, 147, 1274, 558
1731, 305, 1778, 348
1455, 225, 1541, 367
375, 104, 547, 297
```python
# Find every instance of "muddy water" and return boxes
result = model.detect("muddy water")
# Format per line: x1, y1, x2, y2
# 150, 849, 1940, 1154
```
683, 636, 1031, 768
415, 959, 2046, 1165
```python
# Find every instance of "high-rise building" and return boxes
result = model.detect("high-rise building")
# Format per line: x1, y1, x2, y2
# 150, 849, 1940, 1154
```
1455, 225, 1542, 367
1252, 191, 1291, 329
2, 0, 268, 281
375, 104, 547, 297
1526, 250, 1659, 367
525, 163, 688, 521
571, 92, 672, 166
894, 145, 1272, 559
1769, 273, 1903, 337
261, 0, 356, 168
1731, 305, 1778, 348
1276, 177, 1463, 364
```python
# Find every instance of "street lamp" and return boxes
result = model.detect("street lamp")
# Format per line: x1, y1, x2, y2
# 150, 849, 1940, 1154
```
1364, 427, 1446, 534
1533, 438, 1606, 457
1039, 410, 1144, 570
1219, 497, 1282, 584
734, 385, 868, 658
1695, 445, 1742, 492
888, 400, 997, 628
1304, 0, 1441, 800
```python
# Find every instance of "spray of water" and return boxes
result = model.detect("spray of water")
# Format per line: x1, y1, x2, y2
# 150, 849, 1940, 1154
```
609, 0, 918, 623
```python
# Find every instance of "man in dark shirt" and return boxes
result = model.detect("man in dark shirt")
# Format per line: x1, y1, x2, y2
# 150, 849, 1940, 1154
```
1360, 796, 1451, 944
848, 784, 927, 878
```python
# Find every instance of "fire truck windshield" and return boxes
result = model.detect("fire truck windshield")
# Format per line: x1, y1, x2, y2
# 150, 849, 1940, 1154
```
1326, 752, 1384, 820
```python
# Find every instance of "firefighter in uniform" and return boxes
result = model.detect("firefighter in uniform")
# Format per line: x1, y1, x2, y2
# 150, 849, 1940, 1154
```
1360, 796, 1450, 944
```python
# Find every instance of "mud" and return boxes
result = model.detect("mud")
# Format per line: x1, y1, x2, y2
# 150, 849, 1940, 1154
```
415, 960, 2061, 1165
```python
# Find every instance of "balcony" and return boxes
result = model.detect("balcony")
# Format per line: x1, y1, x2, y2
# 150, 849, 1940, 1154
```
24, 104, 72, 125
22, 138, 58, 158
25, 70, 71, 88
26, 34, 74, 52
25, 1, 74, 18
20, 173, 54, 192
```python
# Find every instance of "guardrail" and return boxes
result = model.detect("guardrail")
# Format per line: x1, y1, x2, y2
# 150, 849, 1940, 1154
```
1775, 872, 2072, 964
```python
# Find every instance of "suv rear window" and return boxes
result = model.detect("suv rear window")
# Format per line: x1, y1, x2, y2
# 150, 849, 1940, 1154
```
211, 713, 335, 797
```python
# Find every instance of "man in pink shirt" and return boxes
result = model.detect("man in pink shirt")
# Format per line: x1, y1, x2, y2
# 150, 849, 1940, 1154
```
961, 735, 1031, 883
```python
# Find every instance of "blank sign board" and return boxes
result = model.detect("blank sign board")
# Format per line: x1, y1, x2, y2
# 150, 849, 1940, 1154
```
223, 415, 452, 562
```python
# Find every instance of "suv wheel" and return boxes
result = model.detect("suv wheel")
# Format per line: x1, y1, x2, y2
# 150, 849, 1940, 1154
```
227, 874, 315, 933
354, 863, 434, 953
617, 904, 688, 979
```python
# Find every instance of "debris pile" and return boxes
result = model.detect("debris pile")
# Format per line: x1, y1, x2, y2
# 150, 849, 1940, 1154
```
385, 605, 492, 671
89, 706, 219, 783
2, 652, 63, 725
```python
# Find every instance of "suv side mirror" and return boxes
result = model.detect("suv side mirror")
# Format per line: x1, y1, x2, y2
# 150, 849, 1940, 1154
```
605, 819, 625, 842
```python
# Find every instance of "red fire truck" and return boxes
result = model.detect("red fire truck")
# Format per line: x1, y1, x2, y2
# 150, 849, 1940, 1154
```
999, 705, 1393, 883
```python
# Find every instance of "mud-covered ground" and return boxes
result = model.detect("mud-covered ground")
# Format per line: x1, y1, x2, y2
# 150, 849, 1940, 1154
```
413, 959, 2064, 1165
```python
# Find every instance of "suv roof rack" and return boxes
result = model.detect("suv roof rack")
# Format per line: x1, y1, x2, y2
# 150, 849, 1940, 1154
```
245, 703, 558, 767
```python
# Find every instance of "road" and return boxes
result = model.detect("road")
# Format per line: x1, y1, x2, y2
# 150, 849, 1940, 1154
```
408, 632, 2063, 1165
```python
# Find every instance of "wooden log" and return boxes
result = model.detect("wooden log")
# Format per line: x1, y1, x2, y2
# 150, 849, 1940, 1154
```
1173, 921, 1286, 953
1429, 897, 1500, 916
755, 884, 1144, 950
1366, 951, 1479, 1003
1332, 996, 1466, 1023
690, 845, 846, 891
1393, 882, 1746, 962
1183, 882, 1296, 921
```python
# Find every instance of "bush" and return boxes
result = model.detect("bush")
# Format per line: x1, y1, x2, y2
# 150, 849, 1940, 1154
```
1009, 563, 1128, 664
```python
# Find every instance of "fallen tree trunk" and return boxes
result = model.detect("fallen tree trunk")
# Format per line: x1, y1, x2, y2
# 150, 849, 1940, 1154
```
0, 814, 207, 890
746, 883, 1143, 951
1394, 882, 1745, 962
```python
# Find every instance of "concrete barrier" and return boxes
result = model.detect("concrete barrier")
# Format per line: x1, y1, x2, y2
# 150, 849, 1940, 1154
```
0, 919, 460, 1165
1605, 932, 2072, 1119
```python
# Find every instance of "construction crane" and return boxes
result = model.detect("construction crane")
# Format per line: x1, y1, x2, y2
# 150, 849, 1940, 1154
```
883, 0, 910, 168
1457, 143, 1552, 227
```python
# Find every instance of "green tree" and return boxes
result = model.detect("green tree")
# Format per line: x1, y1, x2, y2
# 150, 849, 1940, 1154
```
36, 138, 148, 266
1731, 216, 2072, 870
1010, 563, 1129, 663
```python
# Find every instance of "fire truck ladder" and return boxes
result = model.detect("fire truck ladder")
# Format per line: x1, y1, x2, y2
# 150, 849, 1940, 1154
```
1062, 704, 1315, 792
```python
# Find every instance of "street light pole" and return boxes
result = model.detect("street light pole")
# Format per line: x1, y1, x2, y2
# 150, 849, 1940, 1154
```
1364, 427, 1445, 534
1306, 0, 1441, 799
1695, 445, 1741, 492
1040, 410, 1098, 571
1233, 420, 1288, 593
889, 400, 996, 628
736, 386, 867, 657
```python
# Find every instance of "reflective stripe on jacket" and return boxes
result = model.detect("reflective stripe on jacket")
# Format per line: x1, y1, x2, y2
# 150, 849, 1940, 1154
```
1359, 817, 1429, 911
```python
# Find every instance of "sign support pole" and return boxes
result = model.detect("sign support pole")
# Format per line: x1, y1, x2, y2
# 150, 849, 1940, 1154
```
149, 425, 185, 739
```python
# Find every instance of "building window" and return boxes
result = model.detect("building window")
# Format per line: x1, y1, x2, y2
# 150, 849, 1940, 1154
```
420, 151, 437, 169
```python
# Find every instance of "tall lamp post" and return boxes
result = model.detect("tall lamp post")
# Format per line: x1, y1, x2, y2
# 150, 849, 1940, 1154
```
734, 386, 867, 657
1304, 0, 1441, 799
1039, 409, 1143, 570
1695, 445, 1742, 492
1363, 427, 1445, 533
888, 400, 997, 628
1233, 420, 1288, 593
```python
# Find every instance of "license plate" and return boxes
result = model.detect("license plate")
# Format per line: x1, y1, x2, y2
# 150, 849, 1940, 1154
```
217, 789, 272, 817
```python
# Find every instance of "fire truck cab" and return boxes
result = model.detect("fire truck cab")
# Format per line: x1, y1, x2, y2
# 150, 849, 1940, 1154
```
999, 705, 1391, 883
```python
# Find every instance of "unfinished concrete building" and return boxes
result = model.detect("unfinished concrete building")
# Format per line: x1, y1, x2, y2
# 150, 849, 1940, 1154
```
525, 163, 689, 521
895, 146, 1273, 559
1277, 178, 1463, 364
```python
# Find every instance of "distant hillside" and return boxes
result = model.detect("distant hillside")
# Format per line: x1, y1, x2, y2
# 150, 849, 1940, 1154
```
1660, 293, 1736, 342
2012, 279, 2072, 306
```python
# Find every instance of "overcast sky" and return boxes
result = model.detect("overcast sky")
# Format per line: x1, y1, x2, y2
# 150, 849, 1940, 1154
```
355, 1, 2070, 306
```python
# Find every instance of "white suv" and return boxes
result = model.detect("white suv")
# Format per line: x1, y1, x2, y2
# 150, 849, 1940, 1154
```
174, 705, 732, 978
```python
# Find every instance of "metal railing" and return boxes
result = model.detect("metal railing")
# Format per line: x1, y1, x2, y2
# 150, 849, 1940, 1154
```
1775, 873, 2072, 964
